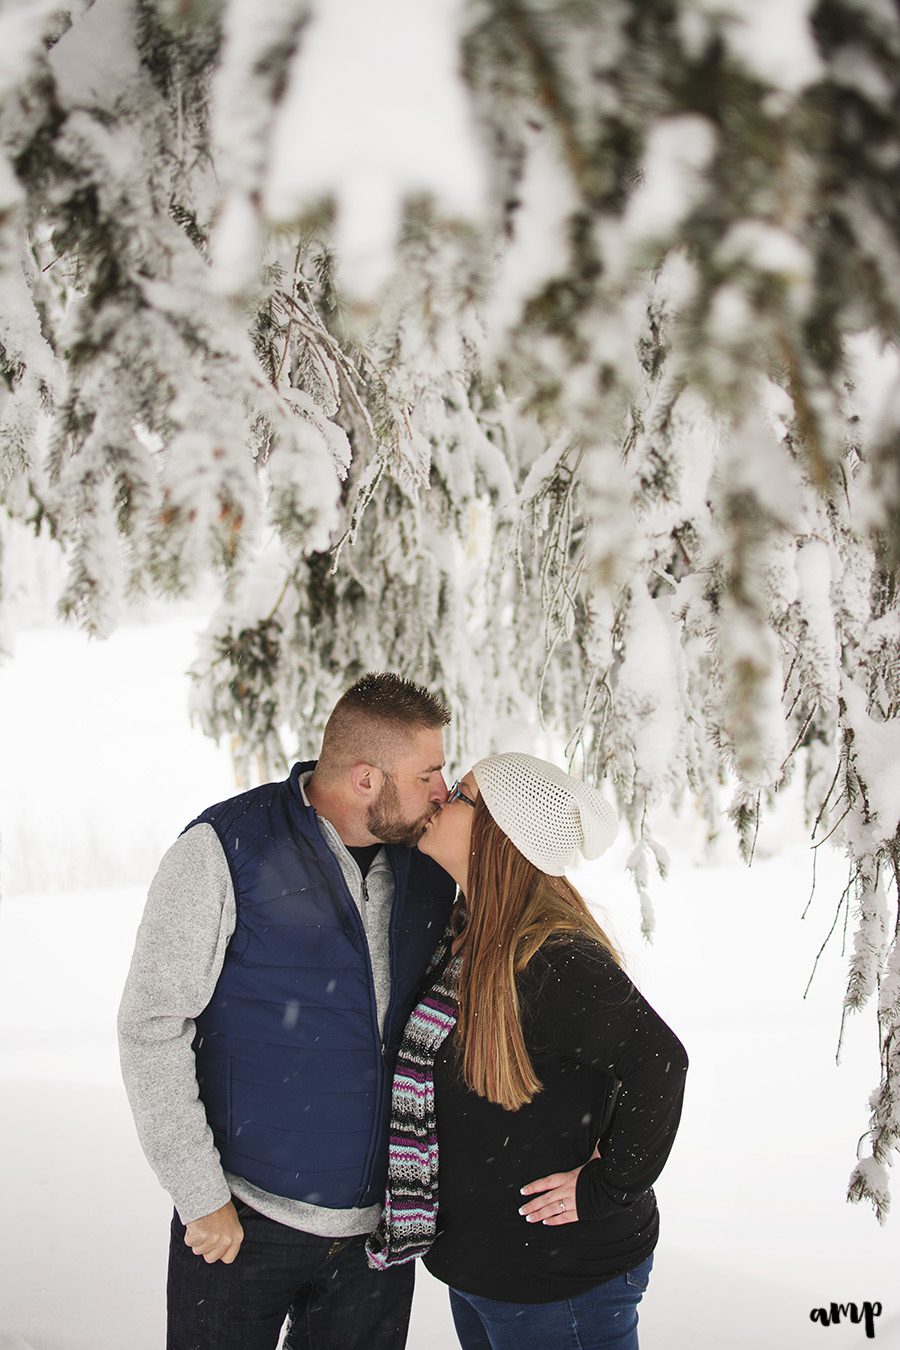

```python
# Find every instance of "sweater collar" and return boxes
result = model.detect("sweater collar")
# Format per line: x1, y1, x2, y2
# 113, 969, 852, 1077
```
286, 760, 412, 889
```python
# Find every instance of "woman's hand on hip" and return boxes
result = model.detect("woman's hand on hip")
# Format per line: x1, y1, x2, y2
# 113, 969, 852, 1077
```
518, 1144, 600, 1227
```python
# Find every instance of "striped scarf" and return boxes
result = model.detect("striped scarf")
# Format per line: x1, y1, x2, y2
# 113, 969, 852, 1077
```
366, 927, 462, 1269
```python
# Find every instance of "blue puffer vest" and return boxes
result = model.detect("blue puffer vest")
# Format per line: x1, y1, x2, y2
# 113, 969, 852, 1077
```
187, 761, 454, 1207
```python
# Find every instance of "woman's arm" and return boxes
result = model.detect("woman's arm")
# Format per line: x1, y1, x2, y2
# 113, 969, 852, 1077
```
519, 937, 688, 1224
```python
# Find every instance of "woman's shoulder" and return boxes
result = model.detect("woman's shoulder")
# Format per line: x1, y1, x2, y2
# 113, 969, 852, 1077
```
522, 930, 632, 1002
516, 932, 636, 1048
536, 929, 621, 970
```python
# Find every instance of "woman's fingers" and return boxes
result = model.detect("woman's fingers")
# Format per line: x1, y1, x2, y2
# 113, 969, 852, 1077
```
518, 1168, 581, 1224
518, 1189, 566, 1219
519, 1190, 570, 1218
518, 1154, 601, 1225
519, 1191, 578, 1223
539, 1200, 580, 1226
520, 1171, 567, 1197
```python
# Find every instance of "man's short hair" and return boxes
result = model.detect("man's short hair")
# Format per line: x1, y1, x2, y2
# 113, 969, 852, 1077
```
319, 672, 451, 777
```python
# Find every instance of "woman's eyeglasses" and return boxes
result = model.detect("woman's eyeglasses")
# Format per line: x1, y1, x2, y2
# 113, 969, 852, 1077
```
447, 780, 477, 809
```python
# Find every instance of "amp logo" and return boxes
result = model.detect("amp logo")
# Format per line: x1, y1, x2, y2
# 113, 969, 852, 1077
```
810, 1302, 882, 1339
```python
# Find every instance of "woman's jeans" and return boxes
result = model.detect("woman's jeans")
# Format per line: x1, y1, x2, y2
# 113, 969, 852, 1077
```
166, 1203, 414, 1350
448, 1253, 653, 1350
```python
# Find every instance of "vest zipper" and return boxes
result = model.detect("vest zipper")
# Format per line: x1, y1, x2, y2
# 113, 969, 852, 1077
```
366, 881, 387, 1067
358, 854, 405, 1199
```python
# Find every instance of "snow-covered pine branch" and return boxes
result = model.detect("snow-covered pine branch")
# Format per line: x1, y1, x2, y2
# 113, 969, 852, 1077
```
1, 0, 898, 1215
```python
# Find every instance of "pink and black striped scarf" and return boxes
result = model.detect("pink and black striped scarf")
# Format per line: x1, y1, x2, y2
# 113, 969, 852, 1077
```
366, 927, 462, 1269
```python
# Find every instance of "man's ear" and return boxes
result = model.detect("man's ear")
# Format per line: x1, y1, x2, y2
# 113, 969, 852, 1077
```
349, 762, 380, 799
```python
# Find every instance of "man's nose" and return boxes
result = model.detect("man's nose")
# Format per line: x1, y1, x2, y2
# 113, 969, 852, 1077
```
431, 774, 449, 805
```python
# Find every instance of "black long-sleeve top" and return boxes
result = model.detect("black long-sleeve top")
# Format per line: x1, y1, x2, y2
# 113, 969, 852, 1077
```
422, 934, 688, 1302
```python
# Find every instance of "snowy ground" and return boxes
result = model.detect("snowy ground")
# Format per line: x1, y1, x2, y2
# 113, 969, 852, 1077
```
1, 613, 898, 1349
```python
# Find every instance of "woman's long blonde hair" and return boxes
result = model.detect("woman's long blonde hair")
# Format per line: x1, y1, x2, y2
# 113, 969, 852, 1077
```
453, 794, 623, 1111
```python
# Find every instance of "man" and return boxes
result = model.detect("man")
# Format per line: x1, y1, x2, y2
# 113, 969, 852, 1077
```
118, 672, 455, 1349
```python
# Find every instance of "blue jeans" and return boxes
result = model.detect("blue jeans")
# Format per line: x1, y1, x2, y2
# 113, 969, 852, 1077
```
448, 1254, 653, 1350
166, 1203, 414, 1350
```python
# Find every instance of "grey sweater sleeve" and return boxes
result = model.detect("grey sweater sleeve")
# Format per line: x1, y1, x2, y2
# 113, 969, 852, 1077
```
117, 823, 236, 1224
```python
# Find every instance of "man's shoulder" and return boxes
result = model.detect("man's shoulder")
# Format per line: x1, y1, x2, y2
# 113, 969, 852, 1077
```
183, 762, 314, 838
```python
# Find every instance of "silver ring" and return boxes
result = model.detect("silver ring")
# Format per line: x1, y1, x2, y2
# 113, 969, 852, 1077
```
559, 1199, 565, 1212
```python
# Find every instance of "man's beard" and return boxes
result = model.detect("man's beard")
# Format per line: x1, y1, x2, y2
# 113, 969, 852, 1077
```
367, 773, 433, 848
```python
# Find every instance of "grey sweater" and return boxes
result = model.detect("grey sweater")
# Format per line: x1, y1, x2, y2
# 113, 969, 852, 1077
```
117, 774, 394, 1235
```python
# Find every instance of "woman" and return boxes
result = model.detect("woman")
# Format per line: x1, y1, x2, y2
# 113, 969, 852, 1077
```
367, 752, 688, 1350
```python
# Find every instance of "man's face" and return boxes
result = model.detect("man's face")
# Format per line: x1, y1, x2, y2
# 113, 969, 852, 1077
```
366, 726, 448, 847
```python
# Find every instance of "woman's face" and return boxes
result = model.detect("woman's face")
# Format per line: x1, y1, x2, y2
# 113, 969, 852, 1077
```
416, 767, 478, 887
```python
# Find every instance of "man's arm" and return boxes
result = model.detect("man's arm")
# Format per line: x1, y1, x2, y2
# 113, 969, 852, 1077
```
117, 822, 236, 1224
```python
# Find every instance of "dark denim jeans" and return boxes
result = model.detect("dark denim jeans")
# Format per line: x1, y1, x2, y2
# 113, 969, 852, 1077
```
167, 1203, 414, 1350
447, 1253, 653, 1350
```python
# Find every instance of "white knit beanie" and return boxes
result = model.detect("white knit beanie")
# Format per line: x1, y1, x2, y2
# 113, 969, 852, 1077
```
471, 752, 618, 876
